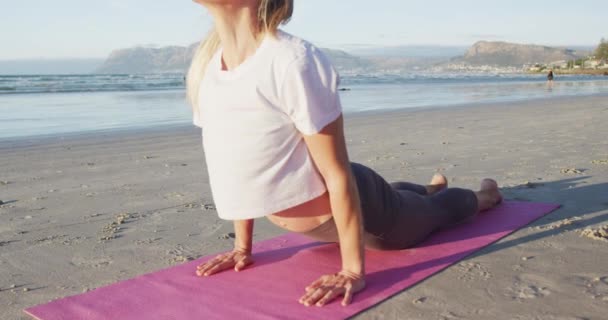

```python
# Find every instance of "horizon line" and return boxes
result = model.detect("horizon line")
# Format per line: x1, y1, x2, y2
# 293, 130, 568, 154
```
0, 41, 599, 61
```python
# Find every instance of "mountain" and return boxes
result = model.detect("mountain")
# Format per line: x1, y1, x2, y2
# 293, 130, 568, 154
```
95, 41, 593, 74
345, 45, 468, 58
450, 41, 587, 67
96, 44, 440, 75
96, 44, 370, 74
97, 45, 197, 74
317, 48, 370, 72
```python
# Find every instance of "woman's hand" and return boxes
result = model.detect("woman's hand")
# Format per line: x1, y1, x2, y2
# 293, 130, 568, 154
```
195, 248, 253, 277
299, 270, 366, 307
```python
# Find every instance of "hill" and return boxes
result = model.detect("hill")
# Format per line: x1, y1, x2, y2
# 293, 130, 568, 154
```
451, 41, 587, 67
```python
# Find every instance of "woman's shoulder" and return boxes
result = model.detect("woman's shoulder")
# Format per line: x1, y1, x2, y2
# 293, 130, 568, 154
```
269, 30, 333, 69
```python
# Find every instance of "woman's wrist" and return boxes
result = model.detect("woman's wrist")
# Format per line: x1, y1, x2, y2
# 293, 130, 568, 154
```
339, 268, 365, 279
233, 246, 252, 255
233, 219, 254, 254
341, 256, 365, 277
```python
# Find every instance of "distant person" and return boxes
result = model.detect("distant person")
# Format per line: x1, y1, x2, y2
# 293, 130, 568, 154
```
547, 69, 555, 89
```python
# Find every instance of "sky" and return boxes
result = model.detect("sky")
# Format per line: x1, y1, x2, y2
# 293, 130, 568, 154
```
1, 0, 607, 60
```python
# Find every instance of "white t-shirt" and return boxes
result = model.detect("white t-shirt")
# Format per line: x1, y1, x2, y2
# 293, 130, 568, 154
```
193, 30, 343, 220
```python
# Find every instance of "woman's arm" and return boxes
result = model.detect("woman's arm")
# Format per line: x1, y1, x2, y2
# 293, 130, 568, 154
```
196, 219, 255, 276
299, 114, 366, 306
303, 114, 364, 274
234, 219, 254, 254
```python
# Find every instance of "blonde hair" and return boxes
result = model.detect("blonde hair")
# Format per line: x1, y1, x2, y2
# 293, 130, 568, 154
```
186, 0, 294, 111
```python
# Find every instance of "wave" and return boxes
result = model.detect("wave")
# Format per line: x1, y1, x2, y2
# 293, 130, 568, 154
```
1, 73, 606, 95
0, 74, 186, 95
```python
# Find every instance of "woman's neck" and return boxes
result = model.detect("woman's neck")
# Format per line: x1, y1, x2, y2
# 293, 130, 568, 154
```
206, 3, 265, 70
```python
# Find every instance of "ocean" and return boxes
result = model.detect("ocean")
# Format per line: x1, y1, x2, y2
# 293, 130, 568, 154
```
1, 73, 608, 140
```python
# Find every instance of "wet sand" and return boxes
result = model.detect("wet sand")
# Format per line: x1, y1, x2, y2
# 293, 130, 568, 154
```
1, 95, 608, 319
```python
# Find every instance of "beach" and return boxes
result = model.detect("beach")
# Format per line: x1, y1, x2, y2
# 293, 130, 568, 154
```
1, 95, 608, 319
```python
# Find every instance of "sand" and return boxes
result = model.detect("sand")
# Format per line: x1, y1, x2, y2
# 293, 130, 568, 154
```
1, 95, 607, 319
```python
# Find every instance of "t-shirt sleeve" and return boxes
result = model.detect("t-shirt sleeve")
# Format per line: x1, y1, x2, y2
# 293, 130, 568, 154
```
280, 48, 343, 135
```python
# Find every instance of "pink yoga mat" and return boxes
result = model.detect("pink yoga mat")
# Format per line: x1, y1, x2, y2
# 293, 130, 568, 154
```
25, 201, 559, 320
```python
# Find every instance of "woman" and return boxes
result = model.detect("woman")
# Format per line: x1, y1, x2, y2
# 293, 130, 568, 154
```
189, 0, 503, 308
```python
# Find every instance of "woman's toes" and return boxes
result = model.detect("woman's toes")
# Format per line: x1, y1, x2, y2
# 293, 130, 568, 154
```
480, 178, 498, 191
426, 173, 448, 195
481, 179, 502, 205
430, 173, 448, 188
495, 191, 504, 205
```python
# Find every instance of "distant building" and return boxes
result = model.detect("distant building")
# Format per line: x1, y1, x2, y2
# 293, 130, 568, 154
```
549, 60, 568, 69
584, 60, 600, 68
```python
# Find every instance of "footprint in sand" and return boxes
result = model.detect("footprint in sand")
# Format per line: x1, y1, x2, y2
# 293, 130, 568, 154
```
98, 212, 137, 242
135, 237, 162, 245
456, 261, 492, 282
71, 256, 112, 269
587, 276, 608, 301
511, 284, 551, 300
164, 192, 185, 200
505, 274, 553, 300
184, 203, 200, 209
560, 168, 585, 175
167, 244, 195, 264
27, 234, 68, 245
591, 159, 608, 165
569, 275, 608, 301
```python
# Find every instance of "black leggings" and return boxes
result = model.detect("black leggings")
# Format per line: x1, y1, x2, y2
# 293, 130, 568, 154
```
300, 162, 479, 250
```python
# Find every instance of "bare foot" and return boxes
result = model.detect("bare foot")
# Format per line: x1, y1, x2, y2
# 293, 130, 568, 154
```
426, 173, 448, 195
475, 178, 503, 212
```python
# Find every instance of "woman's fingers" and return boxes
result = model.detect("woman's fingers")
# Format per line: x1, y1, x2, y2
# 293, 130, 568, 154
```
300, 287, 329, 307
196, 257, 223, 274
196, 251, 254, 276
300, 272, 366, 307
196, 259, 218, 271
342, 287, 353, 306
199, 258, 235, 276
316, 288, 344, 307
234, 255, 253, 271
197, 254, 227, 270
202, 261, 231, 276
305, 277, 327, 292
298, 288, 315, 304
196, 262, 214, 275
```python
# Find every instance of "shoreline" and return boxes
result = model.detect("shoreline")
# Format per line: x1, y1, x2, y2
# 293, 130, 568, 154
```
3, 92, 608, 148
529, 69, 608, 76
